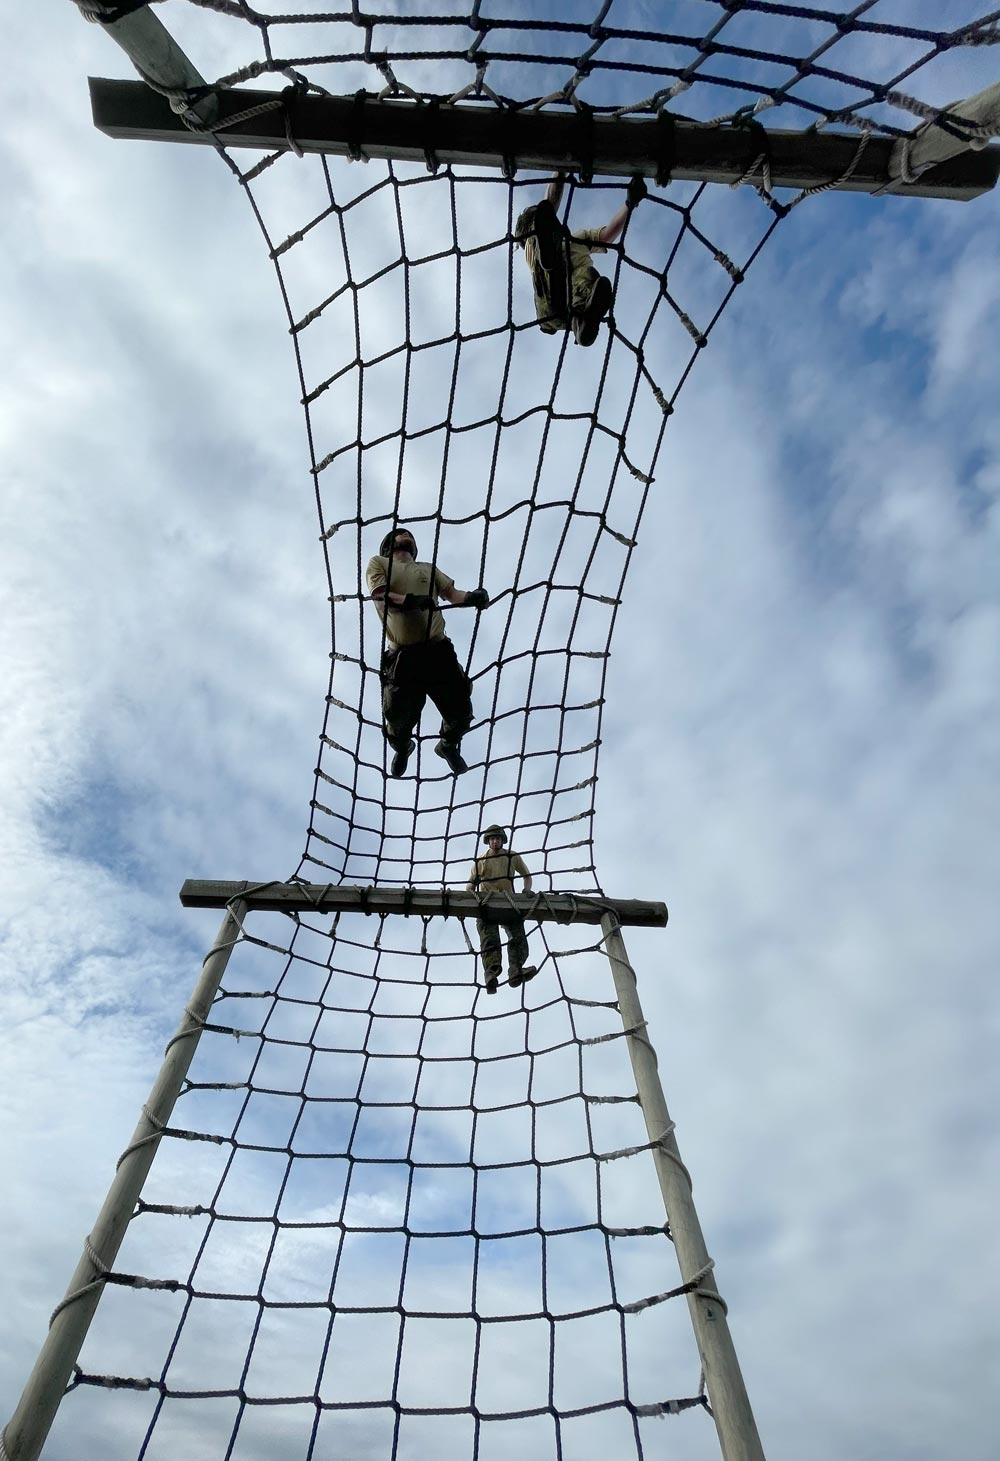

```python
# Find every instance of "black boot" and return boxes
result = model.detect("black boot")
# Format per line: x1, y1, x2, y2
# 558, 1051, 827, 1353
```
572, 275, 613, 347
435, 739, 468, 775
390, 738, 415, 778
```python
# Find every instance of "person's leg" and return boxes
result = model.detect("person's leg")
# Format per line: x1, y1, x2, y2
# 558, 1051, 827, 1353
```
531, 200, 567, 276
506, 917, 537, 988
477, 917, 502, 994
425, 639, 473, 773
381, 648, 425, 775
570, 262, 613, 347
528, 200, 571, 329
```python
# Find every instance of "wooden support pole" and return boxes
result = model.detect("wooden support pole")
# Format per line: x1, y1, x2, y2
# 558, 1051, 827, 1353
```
87, 78, 1000, 202
1, 904, 245, 1461
600, 914, 765, 1461
179, 879, 667, 927
889, 80, 1000, 183
84, 9, 217, 128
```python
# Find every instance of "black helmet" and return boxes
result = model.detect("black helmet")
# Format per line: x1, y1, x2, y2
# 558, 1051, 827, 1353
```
481, 824, 508, 845
379, 527, 418, 558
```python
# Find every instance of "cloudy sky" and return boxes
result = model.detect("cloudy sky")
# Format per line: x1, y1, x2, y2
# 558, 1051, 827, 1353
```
2, 4, 999, 1460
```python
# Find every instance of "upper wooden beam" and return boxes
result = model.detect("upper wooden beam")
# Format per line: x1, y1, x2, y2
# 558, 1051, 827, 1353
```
89, 78, 1000, 202
179, 879, 668, 927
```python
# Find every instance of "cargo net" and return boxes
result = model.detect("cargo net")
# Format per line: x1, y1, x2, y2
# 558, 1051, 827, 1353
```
46, 3, 999, 1459
148, 0, 997, 896
58, 906, 715, 1459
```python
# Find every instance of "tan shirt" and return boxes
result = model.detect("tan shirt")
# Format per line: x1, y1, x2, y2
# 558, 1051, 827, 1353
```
365, 555, 456, 648
467, 849, 533, 894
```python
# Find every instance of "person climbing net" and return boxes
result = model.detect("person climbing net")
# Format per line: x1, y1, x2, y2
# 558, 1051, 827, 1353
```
515, 173, 648, 346
366, 527, 490, 778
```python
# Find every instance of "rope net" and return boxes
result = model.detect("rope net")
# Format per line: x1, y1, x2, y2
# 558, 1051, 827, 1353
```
63, 907, 709, 1459
45, 3, 998, 1457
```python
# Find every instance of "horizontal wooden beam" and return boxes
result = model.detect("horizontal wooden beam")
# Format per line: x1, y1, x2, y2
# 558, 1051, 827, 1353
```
179, 879, 667, 927
89, 78, 1000, 202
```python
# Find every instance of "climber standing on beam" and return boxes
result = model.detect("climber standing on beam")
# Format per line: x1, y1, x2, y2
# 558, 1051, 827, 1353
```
467, 824, 537, 996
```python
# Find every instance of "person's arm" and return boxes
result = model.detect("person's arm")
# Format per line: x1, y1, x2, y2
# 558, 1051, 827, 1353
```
439, 574, 490, 609
371, 584, 410, 608
368, 559, 431, 610
466, 859, 480, 892
597, 176, 648, 245
546, 173, 564, 208
434, 567, 460, 606
367, 559, 406, 608
514, 854, 533, 894
597, 204, 629, 246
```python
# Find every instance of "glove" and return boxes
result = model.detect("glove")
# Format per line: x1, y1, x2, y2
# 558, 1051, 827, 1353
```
399, 593, 436, 612
627, 175, 648, 208
465, 587, 490, 610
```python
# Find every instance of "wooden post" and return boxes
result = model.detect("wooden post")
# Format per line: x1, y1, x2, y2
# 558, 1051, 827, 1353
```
889, 80, 1000, 183
1, 903, 245, 1461
600, 914, 766, 1461
82, 4, 217, 128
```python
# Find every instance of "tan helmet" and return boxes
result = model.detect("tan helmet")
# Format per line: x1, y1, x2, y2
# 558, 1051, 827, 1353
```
481, 824, 508, 845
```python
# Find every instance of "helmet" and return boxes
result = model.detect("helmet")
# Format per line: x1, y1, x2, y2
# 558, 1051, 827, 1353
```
481, 824, 508, 845
514, 204, 537, 247
379, 527, 418, 558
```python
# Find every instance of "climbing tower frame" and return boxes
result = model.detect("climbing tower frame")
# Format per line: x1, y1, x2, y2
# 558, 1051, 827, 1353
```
7, 5, 1000, 1460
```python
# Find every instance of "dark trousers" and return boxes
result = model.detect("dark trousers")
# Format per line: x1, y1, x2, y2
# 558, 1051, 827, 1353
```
529, 199, 571, 326
380, 637, 473, 752
477, 915, 530, 981
528, 201, 604, 333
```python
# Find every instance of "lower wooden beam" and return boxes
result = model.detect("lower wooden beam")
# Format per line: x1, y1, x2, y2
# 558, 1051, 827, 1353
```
179, 879, 667, 927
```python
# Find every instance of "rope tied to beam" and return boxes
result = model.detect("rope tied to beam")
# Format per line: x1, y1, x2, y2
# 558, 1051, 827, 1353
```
115, 1104, 167, 1170
48, 1235, 113, 1328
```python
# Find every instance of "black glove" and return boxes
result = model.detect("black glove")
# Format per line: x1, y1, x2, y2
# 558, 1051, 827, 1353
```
627, 175, 648, 208
465, 587, 490, 610
398, 593, 436, 612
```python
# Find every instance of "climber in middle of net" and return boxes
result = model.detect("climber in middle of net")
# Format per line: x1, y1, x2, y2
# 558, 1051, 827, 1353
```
515, 172, 648, 346
366, 527, 489, 778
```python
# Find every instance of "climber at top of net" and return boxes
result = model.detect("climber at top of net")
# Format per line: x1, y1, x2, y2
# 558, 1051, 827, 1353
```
105, 2, 999, 897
